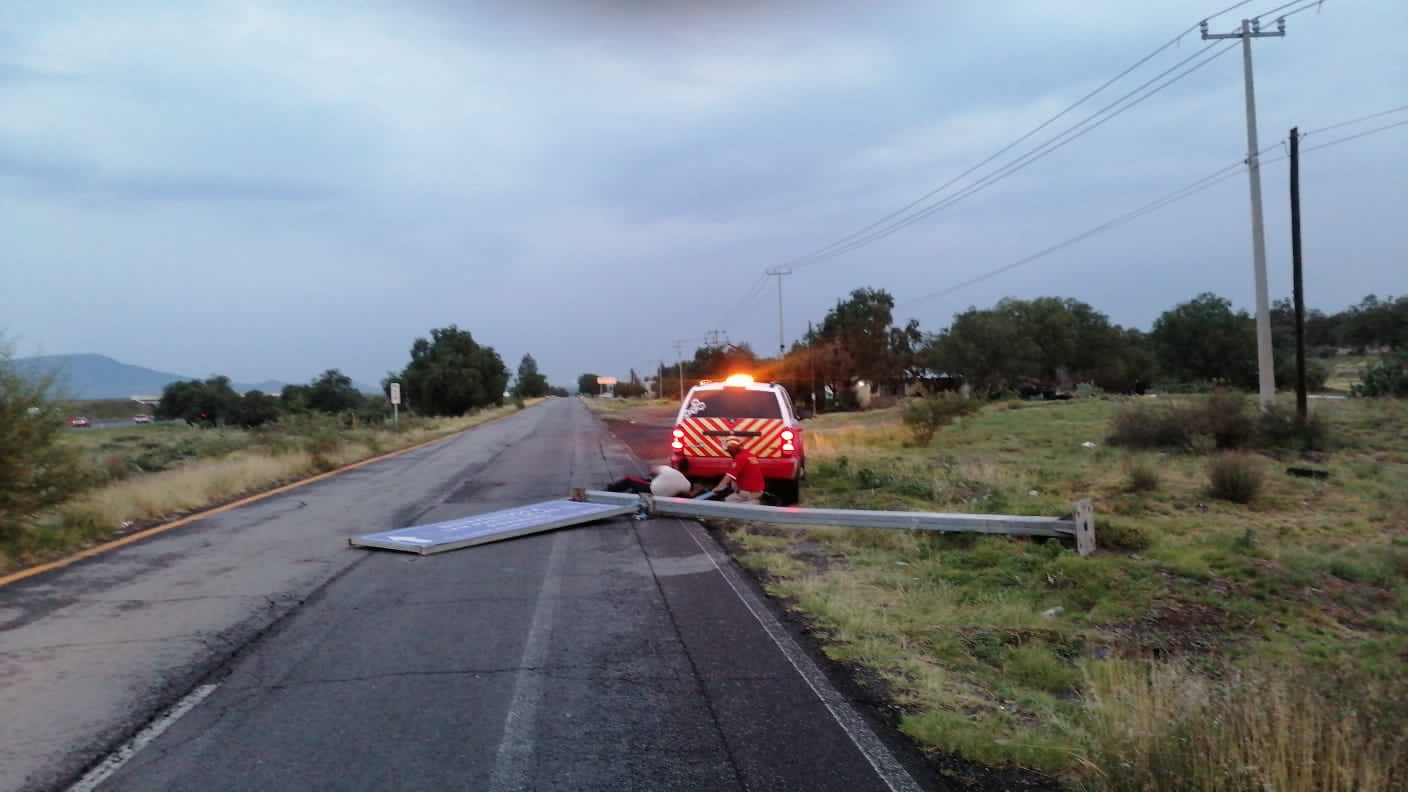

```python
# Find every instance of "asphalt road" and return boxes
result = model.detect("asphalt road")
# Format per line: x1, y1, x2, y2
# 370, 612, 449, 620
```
2, 398, 932, 791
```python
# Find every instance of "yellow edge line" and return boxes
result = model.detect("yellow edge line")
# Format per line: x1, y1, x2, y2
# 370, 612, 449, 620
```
0, 415, 504, 589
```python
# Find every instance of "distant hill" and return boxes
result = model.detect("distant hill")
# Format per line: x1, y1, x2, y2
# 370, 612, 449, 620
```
13, 354, 293, 400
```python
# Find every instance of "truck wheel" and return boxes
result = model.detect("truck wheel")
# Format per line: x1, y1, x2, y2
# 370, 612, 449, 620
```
772, 477, 800, 506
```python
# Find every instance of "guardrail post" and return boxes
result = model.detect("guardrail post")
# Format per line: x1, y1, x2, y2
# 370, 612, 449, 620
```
1072, 499, 1096, 556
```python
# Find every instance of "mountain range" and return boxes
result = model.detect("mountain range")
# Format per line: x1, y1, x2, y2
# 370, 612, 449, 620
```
13, 354, 375, 401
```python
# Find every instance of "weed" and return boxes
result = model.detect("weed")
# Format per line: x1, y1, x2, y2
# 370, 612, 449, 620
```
1207, 453, 1263, 503
1123, 459, 1160, 493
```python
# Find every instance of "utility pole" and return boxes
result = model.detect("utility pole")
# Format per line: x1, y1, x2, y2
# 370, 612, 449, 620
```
807, 320, 817, 415
1202, 16, 1286, 410
1289, 126, 1308, 421
766, 267, 792, 357
672, 340, 685, 401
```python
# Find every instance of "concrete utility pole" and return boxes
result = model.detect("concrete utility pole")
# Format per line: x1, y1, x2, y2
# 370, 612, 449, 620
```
766, 267, 792, 356
1202, 16, 1286, 409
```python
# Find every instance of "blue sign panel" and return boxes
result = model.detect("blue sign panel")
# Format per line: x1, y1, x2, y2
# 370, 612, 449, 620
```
349, 499, 634, 555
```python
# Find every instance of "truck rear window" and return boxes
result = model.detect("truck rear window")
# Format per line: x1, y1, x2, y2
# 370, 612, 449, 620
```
687, 390, 781, 420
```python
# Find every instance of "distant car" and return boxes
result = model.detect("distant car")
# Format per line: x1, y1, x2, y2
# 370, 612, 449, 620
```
70, 417, 91, 428
133, 414, 153, 424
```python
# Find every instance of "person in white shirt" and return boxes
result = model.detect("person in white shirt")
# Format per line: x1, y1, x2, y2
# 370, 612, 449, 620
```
648, 464, 692, 497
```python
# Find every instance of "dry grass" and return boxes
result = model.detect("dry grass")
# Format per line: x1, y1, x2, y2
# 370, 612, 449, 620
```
0, 401, 539, 572
1081, 659, 1405, 791
718, 395, 1408, 786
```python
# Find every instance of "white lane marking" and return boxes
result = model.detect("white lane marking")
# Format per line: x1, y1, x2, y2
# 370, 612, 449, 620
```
487, 531, 567, 792
67, 683, 220, 792
682, 520, 923, 792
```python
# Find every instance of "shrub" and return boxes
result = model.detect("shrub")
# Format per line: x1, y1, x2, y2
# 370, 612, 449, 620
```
1101, 516, 1154, 551
1204, 390, 1255, 449
1, 348, 86, 542
1257, 406, 1332, 453
1352, 347, 1408, 397
1207, 453, 1263, 503
1275, 356, 1329, 392
1124, 459, 1161, 493
1109, 391, 1253, 453
901, 393, 983, 446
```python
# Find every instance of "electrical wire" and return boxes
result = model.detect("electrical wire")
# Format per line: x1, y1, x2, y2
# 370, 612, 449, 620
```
1302, 104, 1408, 136
1302, 118, 1408, 152
1252, 0, 1310, 20
797, 41, 1240, 268
776, 0, 1259, 272
1279, 0, 1329, 20
899, 116, 1404, 310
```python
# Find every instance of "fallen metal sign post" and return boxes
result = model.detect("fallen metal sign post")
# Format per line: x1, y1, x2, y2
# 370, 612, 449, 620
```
576, 489, 1097, 556
350, 499, 635, 555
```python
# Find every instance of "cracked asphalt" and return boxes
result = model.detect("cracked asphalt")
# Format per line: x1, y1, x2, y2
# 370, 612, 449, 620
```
2, 398, 931, 791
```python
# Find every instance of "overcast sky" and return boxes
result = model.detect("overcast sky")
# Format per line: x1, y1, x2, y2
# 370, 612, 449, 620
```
3, 0, 1405, 390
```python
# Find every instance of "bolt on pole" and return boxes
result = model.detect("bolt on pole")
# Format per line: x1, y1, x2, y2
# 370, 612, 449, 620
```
1202, 16, 1285, 409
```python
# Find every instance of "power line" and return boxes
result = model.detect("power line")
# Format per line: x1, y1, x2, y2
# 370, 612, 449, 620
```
1302, 117, 1408, 152
1303, 103, 1408, 136
1252, 0, 1311, 19
777, 0, 1260, 272
899, 116, 1405, 310
1279, 0, 1330, 20
797, 41, 1240, 268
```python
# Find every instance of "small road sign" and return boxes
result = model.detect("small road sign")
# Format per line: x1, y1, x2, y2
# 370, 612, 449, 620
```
349, 499, 633, 555
389, 383, 401, 405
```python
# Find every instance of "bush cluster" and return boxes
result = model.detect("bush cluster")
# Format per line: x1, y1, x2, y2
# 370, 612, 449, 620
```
901, 393, 983, 446
1109, 391, 1331, 453
1352, 347, 1408, 397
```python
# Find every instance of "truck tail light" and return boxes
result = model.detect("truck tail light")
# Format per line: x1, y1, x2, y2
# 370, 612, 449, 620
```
671, 427, 684, 451
780, 429, 796, 456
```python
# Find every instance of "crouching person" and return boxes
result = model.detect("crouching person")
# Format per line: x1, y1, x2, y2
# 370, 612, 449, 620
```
710, 439, 765, 504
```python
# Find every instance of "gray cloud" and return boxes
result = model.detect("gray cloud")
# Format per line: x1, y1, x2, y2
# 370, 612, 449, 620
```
2, 0, 1404, 390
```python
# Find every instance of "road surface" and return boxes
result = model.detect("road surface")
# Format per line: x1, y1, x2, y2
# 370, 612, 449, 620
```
1, 398, 933, 791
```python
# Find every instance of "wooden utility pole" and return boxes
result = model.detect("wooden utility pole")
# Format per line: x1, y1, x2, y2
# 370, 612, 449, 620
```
1289, 126, 1308, 420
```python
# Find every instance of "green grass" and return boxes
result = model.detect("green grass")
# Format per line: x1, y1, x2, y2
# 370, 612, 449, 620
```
715, 394, 1407, 788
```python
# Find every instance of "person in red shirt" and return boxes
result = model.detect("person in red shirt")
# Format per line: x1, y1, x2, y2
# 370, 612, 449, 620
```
713, 438, 766, 504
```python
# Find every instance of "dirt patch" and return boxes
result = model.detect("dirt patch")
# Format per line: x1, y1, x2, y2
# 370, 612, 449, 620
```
1107, 599, 1241, 658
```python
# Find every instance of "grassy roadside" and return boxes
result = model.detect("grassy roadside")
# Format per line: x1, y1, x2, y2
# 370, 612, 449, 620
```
713, 396, 1407, 789
0, 399, 546, 574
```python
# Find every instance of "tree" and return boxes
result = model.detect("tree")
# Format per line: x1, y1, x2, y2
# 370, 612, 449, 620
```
686, 343, 758, 382
923, 297, 1155, 394
1, 345, 83, 541
230, 391, 280, 428
813, 288, 901, 387
1334, 294, 1408, 350
577, 373, 600, 395
398, 325, 509, 416
514, 354, 549, 398
306, 369, 363, 414
1151, 293, 1257, 387
156, 376, 242, 426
